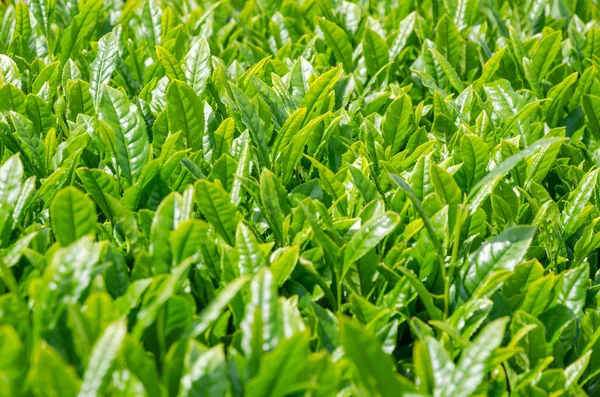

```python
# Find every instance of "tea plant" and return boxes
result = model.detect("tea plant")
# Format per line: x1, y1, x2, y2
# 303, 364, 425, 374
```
0, 0, 599, 396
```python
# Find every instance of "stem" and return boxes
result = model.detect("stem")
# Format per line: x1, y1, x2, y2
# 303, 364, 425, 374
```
157, 305, 167, 372
445, 203, 467, 319
337, 278, 342, 313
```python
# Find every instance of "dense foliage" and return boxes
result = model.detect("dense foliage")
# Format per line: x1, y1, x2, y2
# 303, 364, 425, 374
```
1, 0, 600, 395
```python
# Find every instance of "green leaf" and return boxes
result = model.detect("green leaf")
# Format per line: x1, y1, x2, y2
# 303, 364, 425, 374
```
340, 318, 416, 397
240, 268, 282, 357
78, 320, 127, 397
464, 226, 535, 294
300, 66, 342, 120
524, 31, 562, 87
90, 33, 118, 106
460, 135, 488, 191
246, 332, 310, 396
343, 211, 400, 278
305, 155, 347, 214
99, 85, 150, 184
520, 275, 554, 316
229, 83, 270, 168
187, 276, 249, 339
166, 80, 205, 150
562, 168, 599, 237
170, 219, 209, 266
236, 222, 268, 275
382, 94, 412, 153
474, 46, 506, 89
10, 111, 45, 176
259, 169, 289, 246
468, 137, 567, 213
50, 187, 97, 246
525, 138, 563, 187
430, 164, 461, 206
29, 343, 81, 397
429, 48, 464, 92
270, 246, 299, 287
435, 15, 460, 70
76, 168, 119, 221
545, 72, 578, 125
194, 179, 238, 246
29, 0, 54, 35
32, 61, 59, 96
552, 263, 589, 314
441, 317, 509, 397
397, 267, 444, 321
414, 336, 455, 394
318, 18, 353, 73
26, 95, 55, 135
363, 28, 389, 77
582, 94, 600, 140
122, 337, 162, 397
156, 45, 185, 81
454, 0, 476, 30
0, 56, 21, 88
59, 0, 102, 65
182, 37, 212, 97
68, 80, 95, 119
387, 171, 444, 259
177, 344, 229, 397
150, 192, 186, 274
565, 350, 592, 388
0, 154, 23, 208
390, 12, 416, 58
349, 165, 379, 203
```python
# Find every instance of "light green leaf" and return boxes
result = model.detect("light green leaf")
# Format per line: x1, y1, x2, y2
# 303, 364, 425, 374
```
524, 31, 562, 87
343, 211, 400, 278
60, 0, 102, 65
340, 318, 416, 397
182, 37, 212, 97
10, 111, 45, 176
68, 80, 95, 119
78, 320, 127, 397
195, 179, 238, 246
259, 168, 289, 246
441, 318, 509, 397
435, 15, 460, 70
468, 137, 566, 213
0, 154, 23, 208
76, 168, 119, 221
562, 168, 599, 237
565, 350, 592, 388
50, 187, 97, 247
363, 28, 389, 77
90, 33, 118, 106
460, 135, 488, 191
156, 45, 185, 81
187, 276, 249, 339
390, 12, 416, 58
236, 222, 268, 275
383, 94, 412, 153
552, 263, 589, 314
229, 83, 270, 168
582, 94, 600, 140
464, 226, 535, 294
99, 85, 150, 184
246, 332, 310, 397
318, 18, 353, 73
430, 164, 461, 206
166, 80, 205, 150
429, 48, 464, 92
